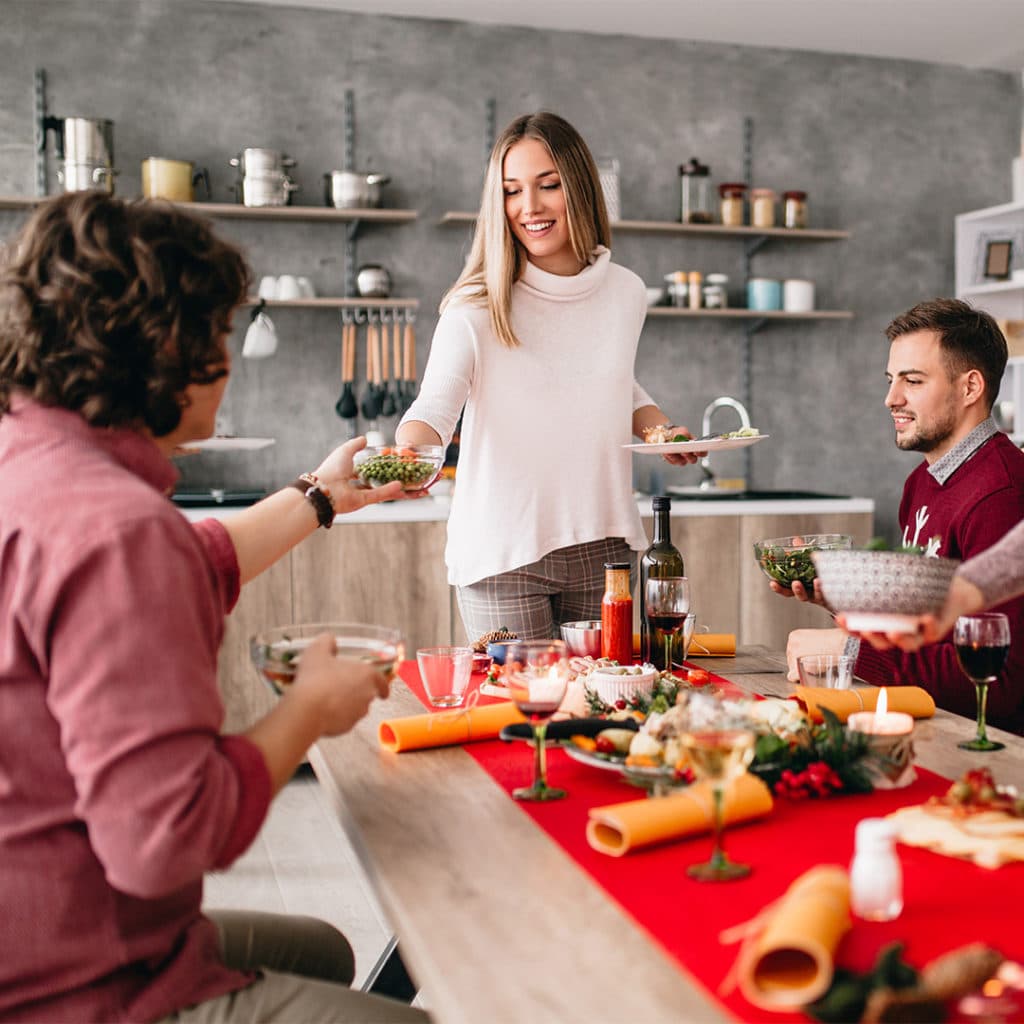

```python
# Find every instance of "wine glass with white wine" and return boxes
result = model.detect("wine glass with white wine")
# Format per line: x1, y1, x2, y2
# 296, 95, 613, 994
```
681, 698, 756, 882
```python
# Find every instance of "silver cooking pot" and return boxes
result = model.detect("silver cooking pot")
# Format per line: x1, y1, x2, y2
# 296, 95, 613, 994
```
230, 148, 296, 175
356, 263, 392, 298
324, 170, 390, 209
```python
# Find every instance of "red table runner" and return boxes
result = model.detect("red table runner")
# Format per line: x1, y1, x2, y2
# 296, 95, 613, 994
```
396, 662, 1024, 1021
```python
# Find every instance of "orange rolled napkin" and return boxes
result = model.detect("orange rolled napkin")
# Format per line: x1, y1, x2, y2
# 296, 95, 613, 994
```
794, 685, 935, 723
586, 772, 773, 857
720, 865, 851, 1011
686, 633, 736, 657
379, 701, 525, 753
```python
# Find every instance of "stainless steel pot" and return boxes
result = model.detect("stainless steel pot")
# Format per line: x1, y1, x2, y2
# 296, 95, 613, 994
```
324, 170, 390, 209
230, 148, 296, 175
241, 171, 300, 208
43, 116, 118, 194
356, 263, 392, 298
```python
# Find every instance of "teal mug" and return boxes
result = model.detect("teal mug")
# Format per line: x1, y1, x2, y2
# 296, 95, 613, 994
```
747, 277, 782, 311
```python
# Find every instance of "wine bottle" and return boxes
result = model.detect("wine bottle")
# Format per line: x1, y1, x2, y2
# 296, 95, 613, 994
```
640, 496, 685, 669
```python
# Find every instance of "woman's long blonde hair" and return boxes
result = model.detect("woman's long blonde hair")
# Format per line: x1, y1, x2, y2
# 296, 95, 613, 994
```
441, 111, 611, 349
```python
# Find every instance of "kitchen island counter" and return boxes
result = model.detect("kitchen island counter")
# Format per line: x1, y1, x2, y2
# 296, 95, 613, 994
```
178, 493, 874, 524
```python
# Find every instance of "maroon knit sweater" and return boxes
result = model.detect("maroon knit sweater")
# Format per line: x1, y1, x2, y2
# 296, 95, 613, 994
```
856, 432, 1024, 734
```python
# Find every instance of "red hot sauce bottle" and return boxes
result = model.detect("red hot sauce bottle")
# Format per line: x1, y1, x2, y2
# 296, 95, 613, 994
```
601, 562, 634, 665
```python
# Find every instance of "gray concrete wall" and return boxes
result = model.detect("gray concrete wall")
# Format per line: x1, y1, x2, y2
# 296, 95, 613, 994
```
1, 0, 1018, 540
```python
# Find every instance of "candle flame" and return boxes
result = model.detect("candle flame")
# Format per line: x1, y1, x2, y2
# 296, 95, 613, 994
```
877, 687, 889, 715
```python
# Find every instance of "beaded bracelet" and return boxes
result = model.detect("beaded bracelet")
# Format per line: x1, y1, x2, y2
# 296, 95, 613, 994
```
288, 472, 335, 529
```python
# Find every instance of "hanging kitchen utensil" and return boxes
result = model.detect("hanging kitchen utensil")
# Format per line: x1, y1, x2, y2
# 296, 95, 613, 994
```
403, 318, 418, 410
380, 314, 397, 417
360, 318, 377, 423
371, 319, 384, 428
335, 318, 358, 423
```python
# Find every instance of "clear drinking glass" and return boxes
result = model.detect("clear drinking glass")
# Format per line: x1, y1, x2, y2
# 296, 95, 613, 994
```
644, 577, 691, 671
953, 613, 1010, 752
504, 639, 571, 801
249, 622, 404, 696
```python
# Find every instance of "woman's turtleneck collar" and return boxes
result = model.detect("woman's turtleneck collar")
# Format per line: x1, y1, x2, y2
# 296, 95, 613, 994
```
518, 246, 610, 301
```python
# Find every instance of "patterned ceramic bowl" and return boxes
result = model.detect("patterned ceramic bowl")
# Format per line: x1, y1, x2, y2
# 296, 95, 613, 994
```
812, 549, 960, 629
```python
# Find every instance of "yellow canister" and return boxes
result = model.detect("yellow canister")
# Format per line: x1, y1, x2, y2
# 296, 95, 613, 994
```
141, 157, 202, 202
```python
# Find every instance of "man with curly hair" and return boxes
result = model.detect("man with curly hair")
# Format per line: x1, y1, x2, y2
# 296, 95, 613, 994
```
0, 192, 425, 1023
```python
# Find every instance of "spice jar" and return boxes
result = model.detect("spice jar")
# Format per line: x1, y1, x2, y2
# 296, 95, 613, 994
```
750, 188, 776, 228
849, 818, 903, 922
601, 563, 633, 665
687, 270, 703, 309
704, 272, 729, 309
783, 190, 808, 229
679, 157, 712, 224
718, 182, 747, 227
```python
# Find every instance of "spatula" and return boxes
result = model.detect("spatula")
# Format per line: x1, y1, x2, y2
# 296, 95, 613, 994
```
335, 320, 358, 422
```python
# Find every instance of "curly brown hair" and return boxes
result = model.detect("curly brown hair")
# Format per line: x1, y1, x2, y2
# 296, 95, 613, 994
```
0, 191, 251, 436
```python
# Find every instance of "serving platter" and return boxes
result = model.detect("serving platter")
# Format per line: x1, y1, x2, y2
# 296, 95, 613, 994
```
562, 742, 685, 793
624, 434, 769, 455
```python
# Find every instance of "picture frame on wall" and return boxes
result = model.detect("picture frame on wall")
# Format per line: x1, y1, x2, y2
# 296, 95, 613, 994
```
984, 239, 1013, 279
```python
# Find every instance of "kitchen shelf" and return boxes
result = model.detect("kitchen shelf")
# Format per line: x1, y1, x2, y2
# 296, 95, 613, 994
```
958, 280, 1024, 297
438, 209, 848, 241
0, 194, 418, 223
242, 296, 419, 309
646, 307, 853, 320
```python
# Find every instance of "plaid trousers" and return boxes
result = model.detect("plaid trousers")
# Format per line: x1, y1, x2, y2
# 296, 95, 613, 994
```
456, 538, 634, 644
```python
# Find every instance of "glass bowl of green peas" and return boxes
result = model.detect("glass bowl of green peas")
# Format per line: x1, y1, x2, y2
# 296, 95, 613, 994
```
353, 444, 445, 491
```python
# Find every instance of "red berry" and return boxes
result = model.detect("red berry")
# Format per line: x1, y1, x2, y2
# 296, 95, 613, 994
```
614, 699, 627, 710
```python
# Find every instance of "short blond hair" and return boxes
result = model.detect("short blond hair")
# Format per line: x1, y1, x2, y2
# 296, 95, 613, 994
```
442, 112, 610, 348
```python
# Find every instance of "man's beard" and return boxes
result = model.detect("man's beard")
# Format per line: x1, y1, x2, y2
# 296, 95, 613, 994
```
894, 407, 959, 453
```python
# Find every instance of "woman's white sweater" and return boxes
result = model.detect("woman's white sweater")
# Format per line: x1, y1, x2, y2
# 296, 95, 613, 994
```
400, 247, 653, 586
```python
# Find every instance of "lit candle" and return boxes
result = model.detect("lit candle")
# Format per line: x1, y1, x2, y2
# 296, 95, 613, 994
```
847, 688, 914, 736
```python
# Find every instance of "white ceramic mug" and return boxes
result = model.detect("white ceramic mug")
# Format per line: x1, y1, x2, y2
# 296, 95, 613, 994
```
297, 276, 315, 298
276, 275, 301, 300
783, 279, 815, 313
241, 311, 278, 359
257, 275, 278, 300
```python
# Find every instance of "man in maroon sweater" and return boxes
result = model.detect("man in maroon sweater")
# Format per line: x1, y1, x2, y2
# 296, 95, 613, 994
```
783, 299, 1024, 734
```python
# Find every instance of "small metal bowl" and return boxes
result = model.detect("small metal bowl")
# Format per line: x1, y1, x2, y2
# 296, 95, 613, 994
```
560, 620, 602, 658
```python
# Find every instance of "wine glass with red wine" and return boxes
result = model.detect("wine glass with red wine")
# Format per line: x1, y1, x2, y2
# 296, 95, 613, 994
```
953, 613, 1010, 752
644, 577, 691, 672
504, 639, 571, 801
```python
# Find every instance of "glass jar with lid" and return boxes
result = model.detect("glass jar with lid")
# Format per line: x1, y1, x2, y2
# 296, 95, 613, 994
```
718, 182, 747, 227
703, 272, 729, 309
783, 190, 808, 229
679, 157, 712, 224
750, 188, 776, 228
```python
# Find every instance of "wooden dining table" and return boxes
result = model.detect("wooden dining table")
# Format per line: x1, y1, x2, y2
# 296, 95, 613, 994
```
309, 647, 1024, 1023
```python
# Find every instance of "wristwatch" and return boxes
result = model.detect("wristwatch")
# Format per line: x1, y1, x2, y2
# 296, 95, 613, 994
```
288, 472, 335, 529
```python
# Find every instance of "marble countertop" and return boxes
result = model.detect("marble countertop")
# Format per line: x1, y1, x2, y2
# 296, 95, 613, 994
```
177, 493, 874, 524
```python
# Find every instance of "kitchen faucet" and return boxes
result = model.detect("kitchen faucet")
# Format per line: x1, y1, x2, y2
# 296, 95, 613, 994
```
699, 396, 751, 490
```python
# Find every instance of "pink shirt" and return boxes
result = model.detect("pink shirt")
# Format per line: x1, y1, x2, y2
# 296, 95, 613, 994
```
0, 399, 272, 1022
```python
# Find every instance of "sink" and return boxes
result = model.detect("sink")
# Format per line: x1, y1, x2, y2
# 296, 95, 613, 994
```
665, 488, 850, 501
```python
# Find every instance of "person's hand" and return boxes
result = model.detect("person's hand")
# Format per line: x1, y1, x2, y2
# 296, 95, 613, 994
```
770, 579, 827, 605
785, 627, 846, 682
659, 424, 704, 466
289, 632, 391, 737
836, 614, 937, 653
312, 435, 425, 511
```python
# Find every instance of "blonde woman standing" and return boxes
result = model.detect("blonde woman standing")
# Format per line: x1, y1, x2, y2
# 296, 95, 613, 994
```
397, 111, 696, 641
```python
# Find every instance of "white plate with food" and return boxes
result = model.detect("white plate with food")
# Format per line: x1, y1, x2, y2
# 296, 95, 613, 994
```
624, 434, 769, 455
